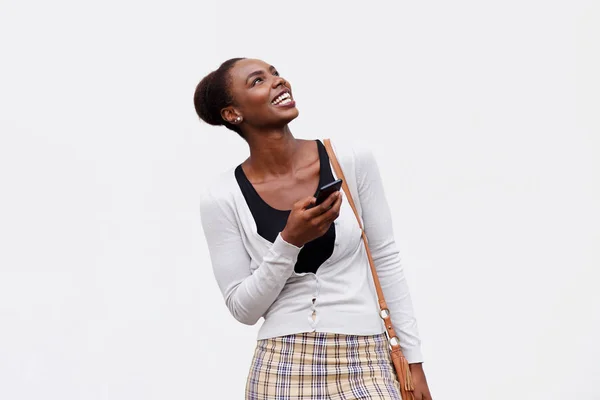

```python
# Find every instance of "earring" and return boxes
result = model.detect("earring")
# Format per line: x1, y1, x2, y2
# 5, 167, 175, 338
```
235, 116, 243, 123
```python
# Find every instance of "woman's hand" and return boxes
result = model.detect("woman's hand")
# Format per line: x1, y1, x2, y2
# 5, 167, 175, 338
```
281, 191, 342, 247
409, 363, 433, 400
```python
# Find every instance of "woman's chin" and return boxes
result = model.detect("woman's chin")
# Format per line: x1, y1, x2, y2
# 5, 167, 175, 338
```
277, 108, 300, 124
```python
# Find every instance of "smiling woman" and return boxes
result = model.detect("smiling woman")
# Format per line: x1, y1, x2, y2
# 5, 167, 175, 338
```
193, 58, 299, 139
193, 58, 433, 400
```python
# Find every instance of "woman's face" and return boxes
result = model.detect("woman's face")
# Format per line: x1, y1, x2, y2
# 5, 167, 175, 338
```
223, 59, 299, 129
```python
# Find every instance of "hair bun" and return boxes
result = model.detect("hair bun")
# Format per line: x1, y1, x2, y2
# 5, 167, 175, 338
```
194, 71, 222, 126
193, 58, 245, 137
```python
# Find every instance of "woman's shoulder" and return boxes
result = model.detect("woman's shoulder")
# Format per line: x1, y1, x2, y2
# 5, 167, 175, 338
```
318, 136, 377, 169
199, 166, 239, 211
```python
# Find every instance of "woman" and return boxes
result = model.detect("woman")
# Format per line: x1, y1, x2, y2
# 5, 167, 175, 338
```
195, 58, 432, 400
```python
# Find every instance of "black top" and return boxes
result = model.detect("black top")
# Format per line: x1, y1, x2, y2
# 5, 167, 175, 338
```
234, 139, 336, 274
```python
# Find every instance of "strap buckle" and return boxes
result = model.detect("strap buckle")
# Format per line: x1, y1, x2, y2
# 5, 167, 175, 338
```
379, 308, 390, 319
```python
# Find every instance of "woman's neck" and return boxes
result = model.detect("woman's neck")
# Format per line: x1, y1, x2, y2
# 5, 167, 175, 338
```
244, 126, 301, 178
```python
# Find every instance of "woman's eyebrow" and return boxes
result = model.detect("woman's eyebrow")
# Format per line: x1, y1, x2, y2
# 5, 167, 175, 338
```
246, 70, 264, 84
245, 66, 277, 84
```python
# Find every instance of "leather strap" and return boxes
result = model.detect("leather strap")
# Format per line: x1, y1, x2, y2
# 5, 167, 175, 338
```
323, 139, 398, 340
324, 139, 415, 398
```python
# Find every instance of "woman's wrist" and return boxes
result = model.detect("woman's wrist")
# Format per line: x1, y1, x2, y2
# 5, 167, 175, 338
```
409, 363, 424, 372
280, 229, 303, 248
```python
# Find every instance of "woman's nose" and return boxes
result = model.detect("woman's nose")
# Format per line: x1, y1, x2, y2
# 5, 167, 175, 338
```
272, 76, 287, 88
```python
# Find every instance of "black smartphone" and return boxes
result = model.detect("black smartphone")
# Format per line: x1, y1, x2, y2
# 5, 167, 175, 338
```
314, 179, 343, 206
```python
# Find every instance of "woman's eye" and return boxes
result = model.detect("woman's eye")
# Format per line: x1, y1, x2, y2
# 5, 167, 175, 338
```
252, 77, 263, 86
273, 71, 280, 76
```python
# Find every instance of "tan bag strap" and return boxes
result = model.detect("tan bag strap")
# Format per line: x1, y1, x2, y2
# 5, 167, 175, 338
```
323, 139, 415, 397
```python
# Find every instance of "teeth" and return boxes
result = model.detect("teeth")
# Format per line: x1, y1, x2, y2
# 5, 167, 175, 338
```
273, 92, 291, 105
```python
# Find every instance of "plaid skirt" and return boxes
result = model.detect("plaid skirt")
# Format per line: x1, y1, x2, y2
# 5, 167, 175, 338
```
245, 332, 401, 400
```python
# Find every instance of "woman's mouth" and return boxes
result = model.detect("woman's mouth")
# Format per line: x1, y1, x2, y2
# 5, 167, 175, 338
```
271, 92, 295, 107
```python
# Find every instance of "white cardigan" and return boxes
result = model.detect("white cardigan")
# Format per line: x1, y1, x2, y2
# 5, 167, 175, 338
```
199, 139, 423, 363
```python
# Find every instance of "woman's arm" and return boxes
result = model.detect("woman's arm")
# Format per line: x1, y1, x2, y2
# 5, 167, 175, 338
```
200, 191, 302, 325
354, 146, 424, 364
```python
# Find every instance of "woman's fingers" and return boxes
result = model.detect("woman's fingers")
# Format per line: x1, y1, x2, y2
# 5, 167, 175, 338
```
296, 196, 316, 211
313, 192, 343, 227
305, 191, 340, 218
326, 193, 343, 223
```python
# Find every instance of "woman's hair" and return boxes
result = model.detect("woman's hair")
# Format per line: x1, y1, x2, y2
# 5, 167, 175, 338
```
194, 57, 246, 137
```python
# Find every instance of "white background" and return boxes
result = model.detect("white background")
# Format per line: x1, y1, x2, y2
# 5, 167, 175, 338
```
1, 0, 599, 399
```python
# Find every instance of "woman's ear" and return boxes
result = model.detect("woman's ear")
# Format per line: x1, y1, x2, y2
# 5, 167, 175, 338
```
221, 107, 242, 125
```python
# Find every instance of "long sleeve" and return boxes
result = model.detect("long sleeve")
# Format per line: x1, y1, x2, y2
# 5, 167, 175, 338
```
354, 146, 424, 363
200, 191, 302, 326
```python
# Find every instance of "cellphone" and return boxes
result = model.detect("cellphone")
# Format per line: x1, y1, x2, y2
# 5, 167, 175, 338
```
314, 179, 343, 206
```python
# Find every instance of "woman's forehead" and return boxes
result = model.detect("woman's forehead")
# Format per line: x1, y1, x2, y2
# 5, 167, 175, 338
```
231, 59, 273, 78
